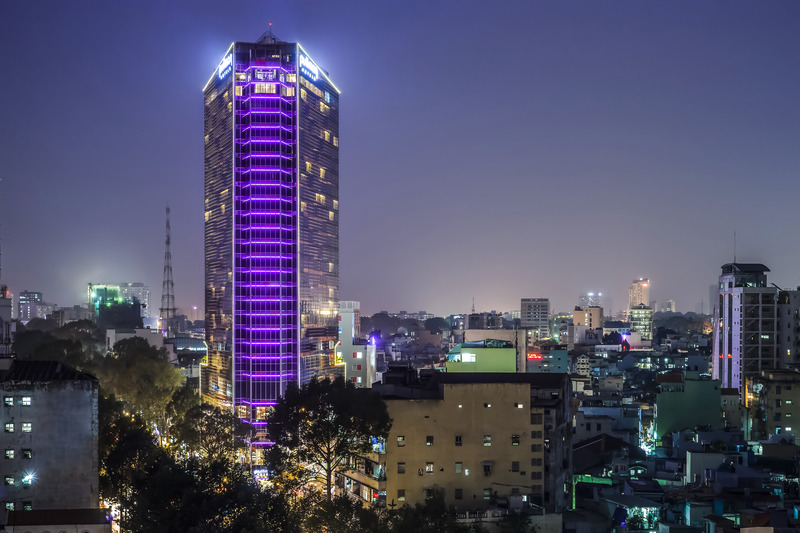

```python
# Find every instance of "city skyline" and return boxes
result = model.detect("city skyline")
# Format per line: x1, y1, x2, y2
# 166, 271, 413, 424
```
2, 1, 800, 317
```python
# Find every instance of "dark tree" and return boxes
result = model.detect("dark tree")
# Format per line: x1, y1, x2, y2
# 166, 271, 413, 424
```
174, 403, 247, 462
266, 376, 392, 500
602, 331, 623, 345
423, 317, 449, 334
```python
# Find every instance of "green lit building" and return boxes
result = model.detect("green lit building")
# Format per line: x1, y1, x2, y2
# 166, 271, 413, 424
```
445, 340, 516, 373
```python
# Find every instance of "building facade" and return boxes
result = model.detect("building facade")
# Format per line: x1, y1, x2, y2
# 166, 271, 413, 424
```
628, 278, 650, 309
347, 372, 572, 512
711, 264, 800, 399
336, 301, 376, 387
573, 306, 604, 330
0, 360, 99, 511
629, 305, 654, 341
520, 298, 550, 340
203, 34, 339, 460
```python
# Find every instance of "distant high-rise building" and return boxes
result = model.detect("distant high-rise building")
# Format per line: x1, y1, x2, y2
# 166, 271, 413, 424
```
661, 299, 676, 313
203, 33, 339, 460
520, 298, 549, 339
18, 291, 42, 322
578, 292, 602, 309
117, 283, 151, 318
628, 278, 650, 309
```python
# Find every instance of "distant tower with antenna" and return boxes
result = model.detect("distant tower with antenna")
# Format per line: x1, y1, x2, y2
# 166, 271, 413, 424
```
160, 206, 177, 337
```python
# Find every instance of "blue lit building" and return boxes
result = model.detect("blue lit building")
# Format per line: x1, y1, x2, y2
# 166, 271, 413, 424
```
203, 32, 339, 461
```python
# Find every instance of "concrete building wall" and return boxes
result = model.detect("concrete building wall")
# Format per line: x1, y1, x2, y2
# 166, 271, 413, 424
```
0, 379, 98, 510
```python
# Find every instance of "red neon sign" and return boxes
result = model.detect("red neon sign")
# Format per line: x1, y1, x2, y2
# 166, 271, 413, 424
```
527, 353, 543, 360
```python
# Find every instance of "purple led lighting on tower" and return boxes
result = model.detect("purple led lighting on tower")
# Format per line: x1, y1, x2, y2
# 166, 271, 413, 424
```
203, 33, 340, 463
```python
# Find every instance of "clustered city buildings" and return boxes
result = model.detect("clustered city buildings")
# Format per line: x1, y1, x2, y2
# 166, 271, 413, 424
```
3, 30, 800, 533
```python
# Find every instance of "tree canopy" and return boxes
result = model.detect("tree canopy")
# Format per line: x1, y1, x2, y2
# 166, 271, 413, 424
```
266, 376, 392, 500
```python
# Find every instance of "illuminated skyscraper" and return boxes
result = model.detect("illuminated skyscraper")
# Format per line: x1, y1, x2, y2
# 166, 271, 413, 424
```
203, 33, 339, 460
628, 278, 650, 309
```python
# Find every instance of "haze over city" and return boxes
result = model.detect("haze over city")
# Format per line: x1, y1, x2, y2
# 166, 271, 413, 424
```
2, 1, 799, 316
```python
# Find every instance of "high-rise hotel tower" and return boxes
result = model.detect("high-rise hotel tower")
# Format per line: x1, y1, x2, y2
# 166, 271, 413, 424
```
203, 33, 339, 457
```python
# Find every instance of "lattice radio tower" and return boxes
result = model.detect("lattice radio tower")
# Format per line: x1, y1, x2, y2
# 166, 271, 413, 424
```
160, 206, 177, 337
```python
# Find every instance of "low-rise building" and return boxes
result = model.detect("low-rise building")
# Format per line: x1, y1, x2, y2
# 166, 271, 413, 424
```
346, 371, 572, 513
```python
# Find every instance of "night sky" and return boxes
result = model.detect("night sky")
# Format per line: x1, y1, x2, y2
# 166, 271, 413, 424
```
2, 1, 799, 317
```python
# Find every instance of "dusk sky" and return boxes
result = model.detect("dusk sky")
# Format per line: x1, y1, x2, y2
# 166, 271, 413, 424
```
2, 1, 799, 317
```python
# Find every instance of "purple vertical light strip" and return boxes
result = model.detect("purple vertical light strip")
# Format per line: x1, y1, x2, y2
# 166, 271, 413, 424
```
232, 42, 300, 451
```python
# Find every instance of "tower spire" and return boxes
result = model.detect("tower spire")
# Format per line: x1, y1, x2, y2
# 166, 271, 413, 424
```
160, 206, 177, 337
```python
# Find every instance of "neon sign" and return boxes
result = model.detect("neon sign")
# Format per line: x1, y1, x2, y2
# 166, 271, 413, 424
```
217, 53, 232, 80
527, 353, 543, 360
299, 53, 319, 82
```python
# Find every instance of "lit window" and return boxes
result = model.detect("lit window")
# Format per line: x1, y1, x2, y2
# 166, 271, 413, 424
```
255, 407, 267, 420
4, 450, 12, 460
287, 74, 297, 83
328, 211, 334, 221
483, 488, 492, 500
315, 193, 326, 204
325, 91, 331, 103
425, 462, 434, 473
305, 161, 312, 172
483, 435, 492, 447
21, 397, 30, 407
5, 502, 13, 511
511, 435, 520, 446
4, 476, 12, 486
397, 490, 405, 502
281, 86, 295, 97
320, 102, 329, 113
300, 88, 307, 100
455, 462, 463, 474
254, 83, 276, 94
324, 131, 331, 142
21, 423, 31, 433
426, 435, 434, 446
4, 424, 12, 433
21, 474, 31, 486
3, 397, 11, 407
333, 136, 338, 147
484, 403, 491, 408
22, 502, 31, 511
22, 450, 31, 459
397, 436, 405, 447
234, 85, 243, 96
300, 201, 307, 213
320, 168, 326, 179
333, 199, 338, 210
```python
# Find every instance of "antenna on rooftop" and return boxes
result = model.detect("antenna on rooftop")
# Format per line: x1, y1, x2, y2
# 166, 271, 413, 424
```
733, 231, 737, 263
471, 297, 475, 314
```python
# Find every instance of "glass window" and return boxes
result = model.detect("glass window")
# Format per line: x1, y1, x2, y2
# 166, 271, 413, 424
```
455, 462, 463, 474
3, 397, 11, 407
426, 435, 434, 446
22, 502, 31, 511
511, 435, 520, 446
455, 488, 463, 500
483, 488, 492, 500
21, 423, 31, 433
455, 435, 462, 447
397, 462, 405, 474
4, 450, 12, 460
333, 136, 339, 147
512, 461, 520, 472
397, 436, 405, 447
4, 424, 12, 433
4, 476, 12, 486
483, 435, 492, 446
21, 450, 31, 459
425, 462, 434, 473
397, 489, 405, 502
4, 502, 13, 511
